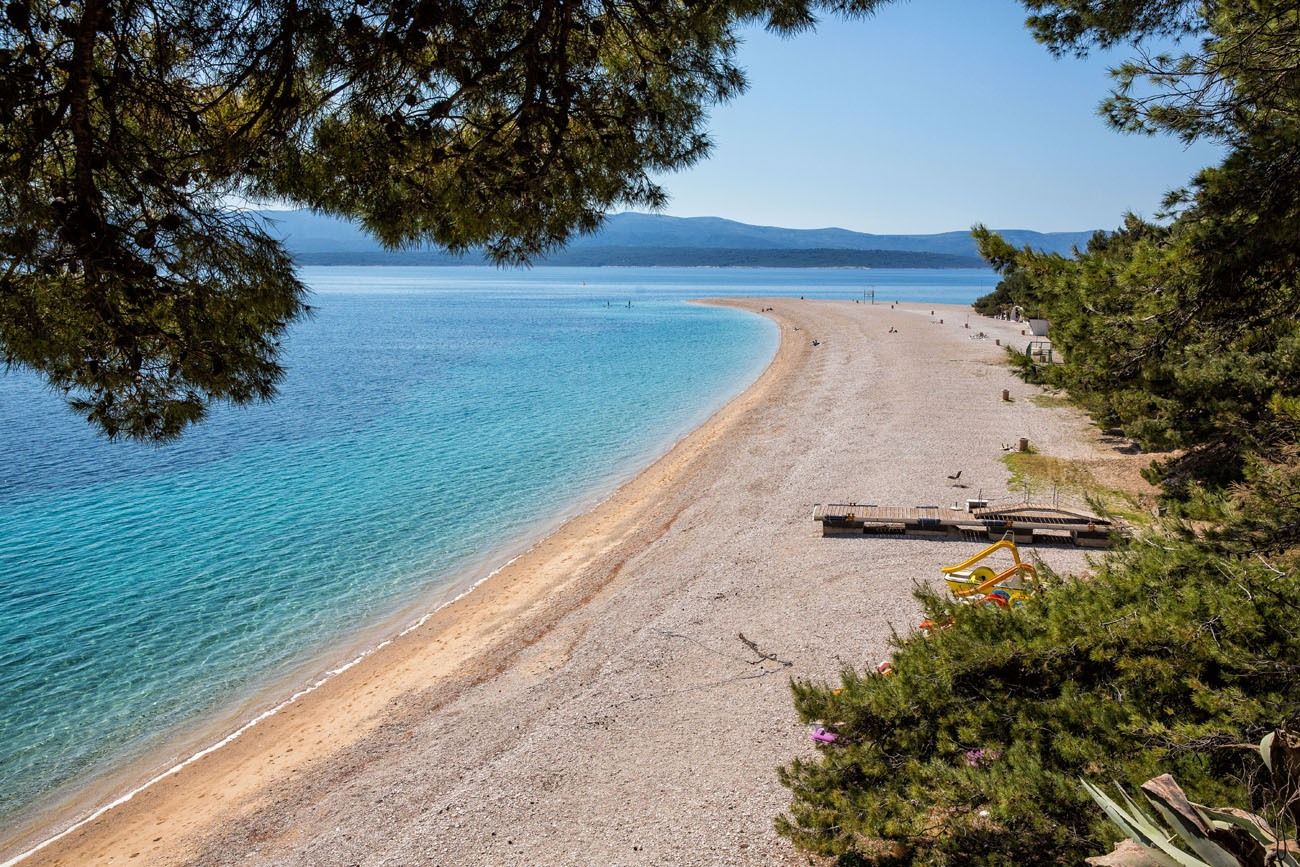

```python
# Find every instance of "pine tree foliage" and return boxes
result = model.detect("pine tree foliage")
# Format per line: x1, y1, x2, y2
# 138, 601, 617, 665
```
973, 211, 1300, 491
778, 542, 1300, 866
780, 2, 1300, 864
1, 0, 888, 439
970, 0, 1300, 490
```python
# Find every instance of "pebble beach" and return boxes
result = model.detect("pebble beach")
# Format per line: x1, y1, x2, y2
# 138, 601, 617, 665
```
14, 298, 1113, 867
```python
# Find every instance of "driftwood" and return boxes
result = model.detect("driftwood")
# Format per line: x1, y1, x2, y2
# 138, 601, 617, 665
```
737, 632, 793, 667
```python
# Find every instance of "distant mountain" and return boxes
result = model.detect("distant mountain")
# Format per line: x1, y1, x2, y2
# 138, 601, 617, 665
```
256, 209, 1097, 266
295, 246, 985, 269
563, 213, 1096, 258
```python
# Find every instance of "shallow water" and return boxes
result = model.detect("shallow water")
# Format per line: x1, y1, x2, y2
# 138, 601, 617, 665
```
0, 266, 995, 827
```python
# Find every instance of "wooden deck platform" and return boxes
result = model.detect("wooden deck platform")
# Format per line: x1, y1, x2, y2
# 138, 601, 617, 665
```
812, 502, 1117, 547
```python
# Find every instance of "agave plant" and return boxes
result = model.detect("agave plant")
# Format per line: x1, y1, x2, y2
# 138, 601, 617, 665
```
1084, 730, 1300, 867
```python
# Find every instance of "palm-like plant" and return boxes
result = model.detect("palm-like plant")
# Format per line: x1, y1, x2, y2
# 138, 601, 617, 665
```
1084, 730, 1300, 867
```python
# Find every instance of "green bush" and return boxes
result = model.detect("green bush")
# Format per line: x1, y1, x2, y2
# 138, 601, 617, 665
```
776, 540, 1300, 865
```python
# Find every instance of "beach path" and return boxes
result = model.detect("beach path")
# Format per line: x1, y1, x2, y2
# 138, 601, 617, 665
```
19, 299, 1106, 867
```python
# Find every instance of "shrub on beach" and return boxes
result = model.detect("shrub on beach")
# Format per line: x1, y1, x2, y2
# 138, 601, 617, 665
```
778, 0, 1300, 861
775, 539, 1300, 866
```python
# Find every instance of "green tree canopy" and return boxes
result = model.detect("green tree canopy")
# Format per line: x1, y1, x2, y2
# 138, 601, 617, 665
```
969, 0, 1300, 491
1, 0, 882, 439
780, 2, 1300, 863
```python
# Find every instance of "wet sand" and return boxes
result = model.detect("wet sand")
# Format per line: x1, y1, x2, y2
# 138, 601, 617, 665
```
12, 299, 1107, 867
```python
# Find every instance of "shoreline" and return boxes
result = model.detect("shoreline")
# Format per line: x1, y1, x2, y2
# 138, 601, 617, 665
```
2, 299, 791, 867
9, 299, 1106, 866
0, 545, 518, 867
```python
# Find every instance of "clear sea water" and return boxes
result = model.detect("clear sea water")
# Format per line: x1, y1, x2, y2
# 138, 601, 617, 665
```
0, 266, 996, 833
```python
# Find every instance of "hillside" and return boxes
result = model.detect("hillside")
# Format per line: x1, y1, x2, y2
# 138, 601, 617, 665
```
256, 210, 1096, 266
562, 213, 1095, 258
293, 246, 985, 269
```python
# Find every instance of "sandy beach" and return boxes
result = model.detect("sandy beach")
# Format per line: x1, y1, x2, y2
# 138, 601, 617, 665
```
10, 299, 1116, 867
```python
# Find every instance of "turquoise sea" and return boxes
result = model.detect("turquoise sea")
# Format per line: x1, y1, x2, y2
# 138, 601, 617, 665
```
0, 266, 996, 836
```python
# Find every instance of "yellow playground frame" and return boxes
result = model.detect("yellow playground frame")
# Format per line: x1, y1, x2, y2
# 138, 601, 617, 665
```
940, 537, 1041, 606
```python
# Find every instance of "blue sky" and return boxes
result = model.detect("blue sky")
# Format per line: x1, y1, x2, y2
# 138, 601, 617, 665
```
648, 0, 1222, 234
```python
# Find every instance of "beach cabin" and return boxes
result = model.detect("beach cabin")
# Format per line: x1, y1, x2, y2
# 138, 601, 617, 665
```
1025, 339, 1058, 365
